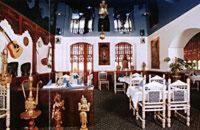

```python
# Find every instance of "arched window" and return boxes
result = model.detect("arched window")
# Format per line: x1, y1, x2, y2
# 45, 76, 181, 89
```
193, 60, 198, 70
198, 60, 200, 70
184, 32, 200, 70
70, 43, 93, 76
115, 42, 133, 70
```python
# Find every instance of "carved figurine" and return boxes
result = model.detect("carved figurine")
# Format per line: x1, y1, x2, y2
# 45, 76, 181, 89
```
0, 48, 12, 85
78, 95, 90, 130
52, 93, 65, 130
142, 62, 146, 74
122, 55, 129, 70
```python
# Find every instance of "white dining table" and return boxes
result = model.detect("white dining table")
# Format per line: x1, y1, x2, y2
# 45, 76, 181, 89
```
126, 86, 143, 108
118, 76, 144, 85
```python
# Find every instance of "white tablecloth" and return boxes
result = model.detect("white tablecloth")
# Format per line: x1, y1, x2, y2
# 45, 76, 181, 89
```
43, 83, 85, 89
126, 86, 142, 108
118, 76, 143, 85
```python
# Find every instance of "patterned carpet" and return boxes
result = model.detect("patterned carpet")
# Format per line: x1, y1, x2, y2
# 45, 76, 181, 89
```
59, 89, 200, 130
1, 89, 200, 130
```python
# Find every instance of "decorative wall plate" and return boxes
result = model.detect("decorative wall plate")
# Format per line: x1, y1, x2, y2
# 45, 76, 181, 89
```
23, 37, 29, 46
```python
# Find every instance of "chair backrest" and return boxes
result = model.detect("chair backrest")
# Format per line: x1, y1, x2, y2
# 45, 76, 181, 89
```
149, 74, 166, 84
142, 81, 166, 104
87, 74, 93, 86
8, 62, 18, 77
0, 84, 7, 111
131, 73, 142, 78
21, 62, 31, 76
98, 71, 107, 81
168, 79, 190, 102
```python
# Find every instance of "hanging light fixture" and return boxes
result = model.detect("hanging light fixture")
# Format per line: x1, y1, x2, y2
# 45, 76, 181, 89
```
99, 0, 108, 40
100, 25, 105, 40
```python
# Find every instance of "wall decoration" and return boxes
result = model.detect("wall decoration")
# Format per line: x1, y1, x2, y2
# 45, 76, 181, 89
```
23, 36, 29, 46
0, 26, 23, 59
99, 42, 110, 65
151, 37, 160, 69
41, 47, 52, 68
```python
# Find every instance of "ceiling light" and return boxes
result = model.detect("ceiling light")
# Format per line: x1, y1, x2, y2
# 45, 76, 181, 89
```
87, 6, 92, 9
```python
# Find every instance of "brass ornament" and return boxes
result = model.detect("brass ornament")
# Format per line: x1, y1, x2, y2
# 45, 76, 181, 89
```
20, 76, 41, 130
78, 95, 90, 130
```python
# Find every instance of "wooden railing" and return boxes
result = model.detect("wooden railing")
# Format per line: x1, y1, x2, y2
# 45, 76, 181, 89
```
0, 1, 55, 86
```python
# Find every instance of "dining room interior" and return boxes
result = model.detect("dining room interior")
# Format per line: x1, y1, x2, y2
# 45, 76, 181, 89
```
0, 0, 200, 130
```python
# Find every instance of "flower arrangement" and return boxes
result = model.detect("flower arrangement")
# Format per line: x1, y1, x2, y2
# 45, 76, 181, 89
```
164, 57, 194, 75
72, 73, 79, 79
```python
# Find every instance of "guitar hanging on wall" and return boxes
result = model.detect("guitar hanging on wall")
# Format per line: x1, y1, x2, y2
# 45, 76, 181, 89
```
41, 47, 52, 67
0, 26, 23, 59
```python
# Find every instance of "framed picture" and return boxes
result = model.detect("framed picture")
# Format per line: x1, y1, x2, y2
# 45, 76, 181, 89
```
151, 37, 160, 69
99, 42, 110, 65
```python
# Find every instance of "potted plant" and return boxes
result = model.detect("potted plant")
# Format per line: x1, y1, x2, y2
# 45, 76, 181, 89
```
164, 57, 194, 80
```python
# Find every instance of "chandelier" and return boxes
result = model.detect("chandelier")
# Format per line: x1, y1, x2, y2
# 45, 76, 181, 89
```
99, 0, 108, 19
99, 0, 108, 40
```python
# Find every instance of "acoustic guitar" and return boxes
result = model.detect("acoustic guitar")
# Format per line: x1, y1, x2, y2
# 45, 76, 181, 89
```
0, 26, 23, 59
41, 47, 52, 66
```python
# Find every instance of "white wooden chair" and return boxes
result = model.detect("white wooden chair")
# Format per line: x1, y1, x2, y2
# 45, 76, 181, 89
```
167, 79, 190, 127
136, 81, 166, 129
0, 83, 10, 130
131, 72, 142, 78
98, 71, 109, 90
189, 75, 200, 91
114, 72, 126, 94
149, 74, 166, 84
87, 73, 93, 86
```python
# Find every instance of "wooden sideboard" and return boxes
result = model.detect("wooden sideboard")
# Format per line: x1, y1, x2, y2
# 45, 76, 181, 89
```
10, 86, 94, 129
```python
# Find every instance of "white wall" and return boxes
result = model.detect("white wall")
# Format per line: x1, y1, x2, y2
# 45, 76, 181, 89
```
0, 19, 33, 76
148, 4, 200, 71
36, 38, 52, 74
55, 36, 148, 72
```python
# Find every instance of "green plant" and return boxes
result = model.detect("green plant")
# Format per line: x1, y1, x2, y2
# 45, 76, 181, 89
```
164, 57, 194, 75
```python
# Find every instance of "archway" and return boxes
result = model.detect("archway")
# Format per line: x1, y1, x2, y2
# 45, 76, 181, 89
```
168, 28, 200, 59
115, 42, 134, 70
184, 32, 200, 70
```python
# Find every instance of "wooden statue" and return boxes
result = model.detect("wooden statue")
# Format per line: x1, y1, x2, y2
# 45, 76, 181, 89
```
78, 95, 91, 130
122, 55, 129, 70
20, 76, 41, 130
142, 62, 146, 75
52, 93, 65, 130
